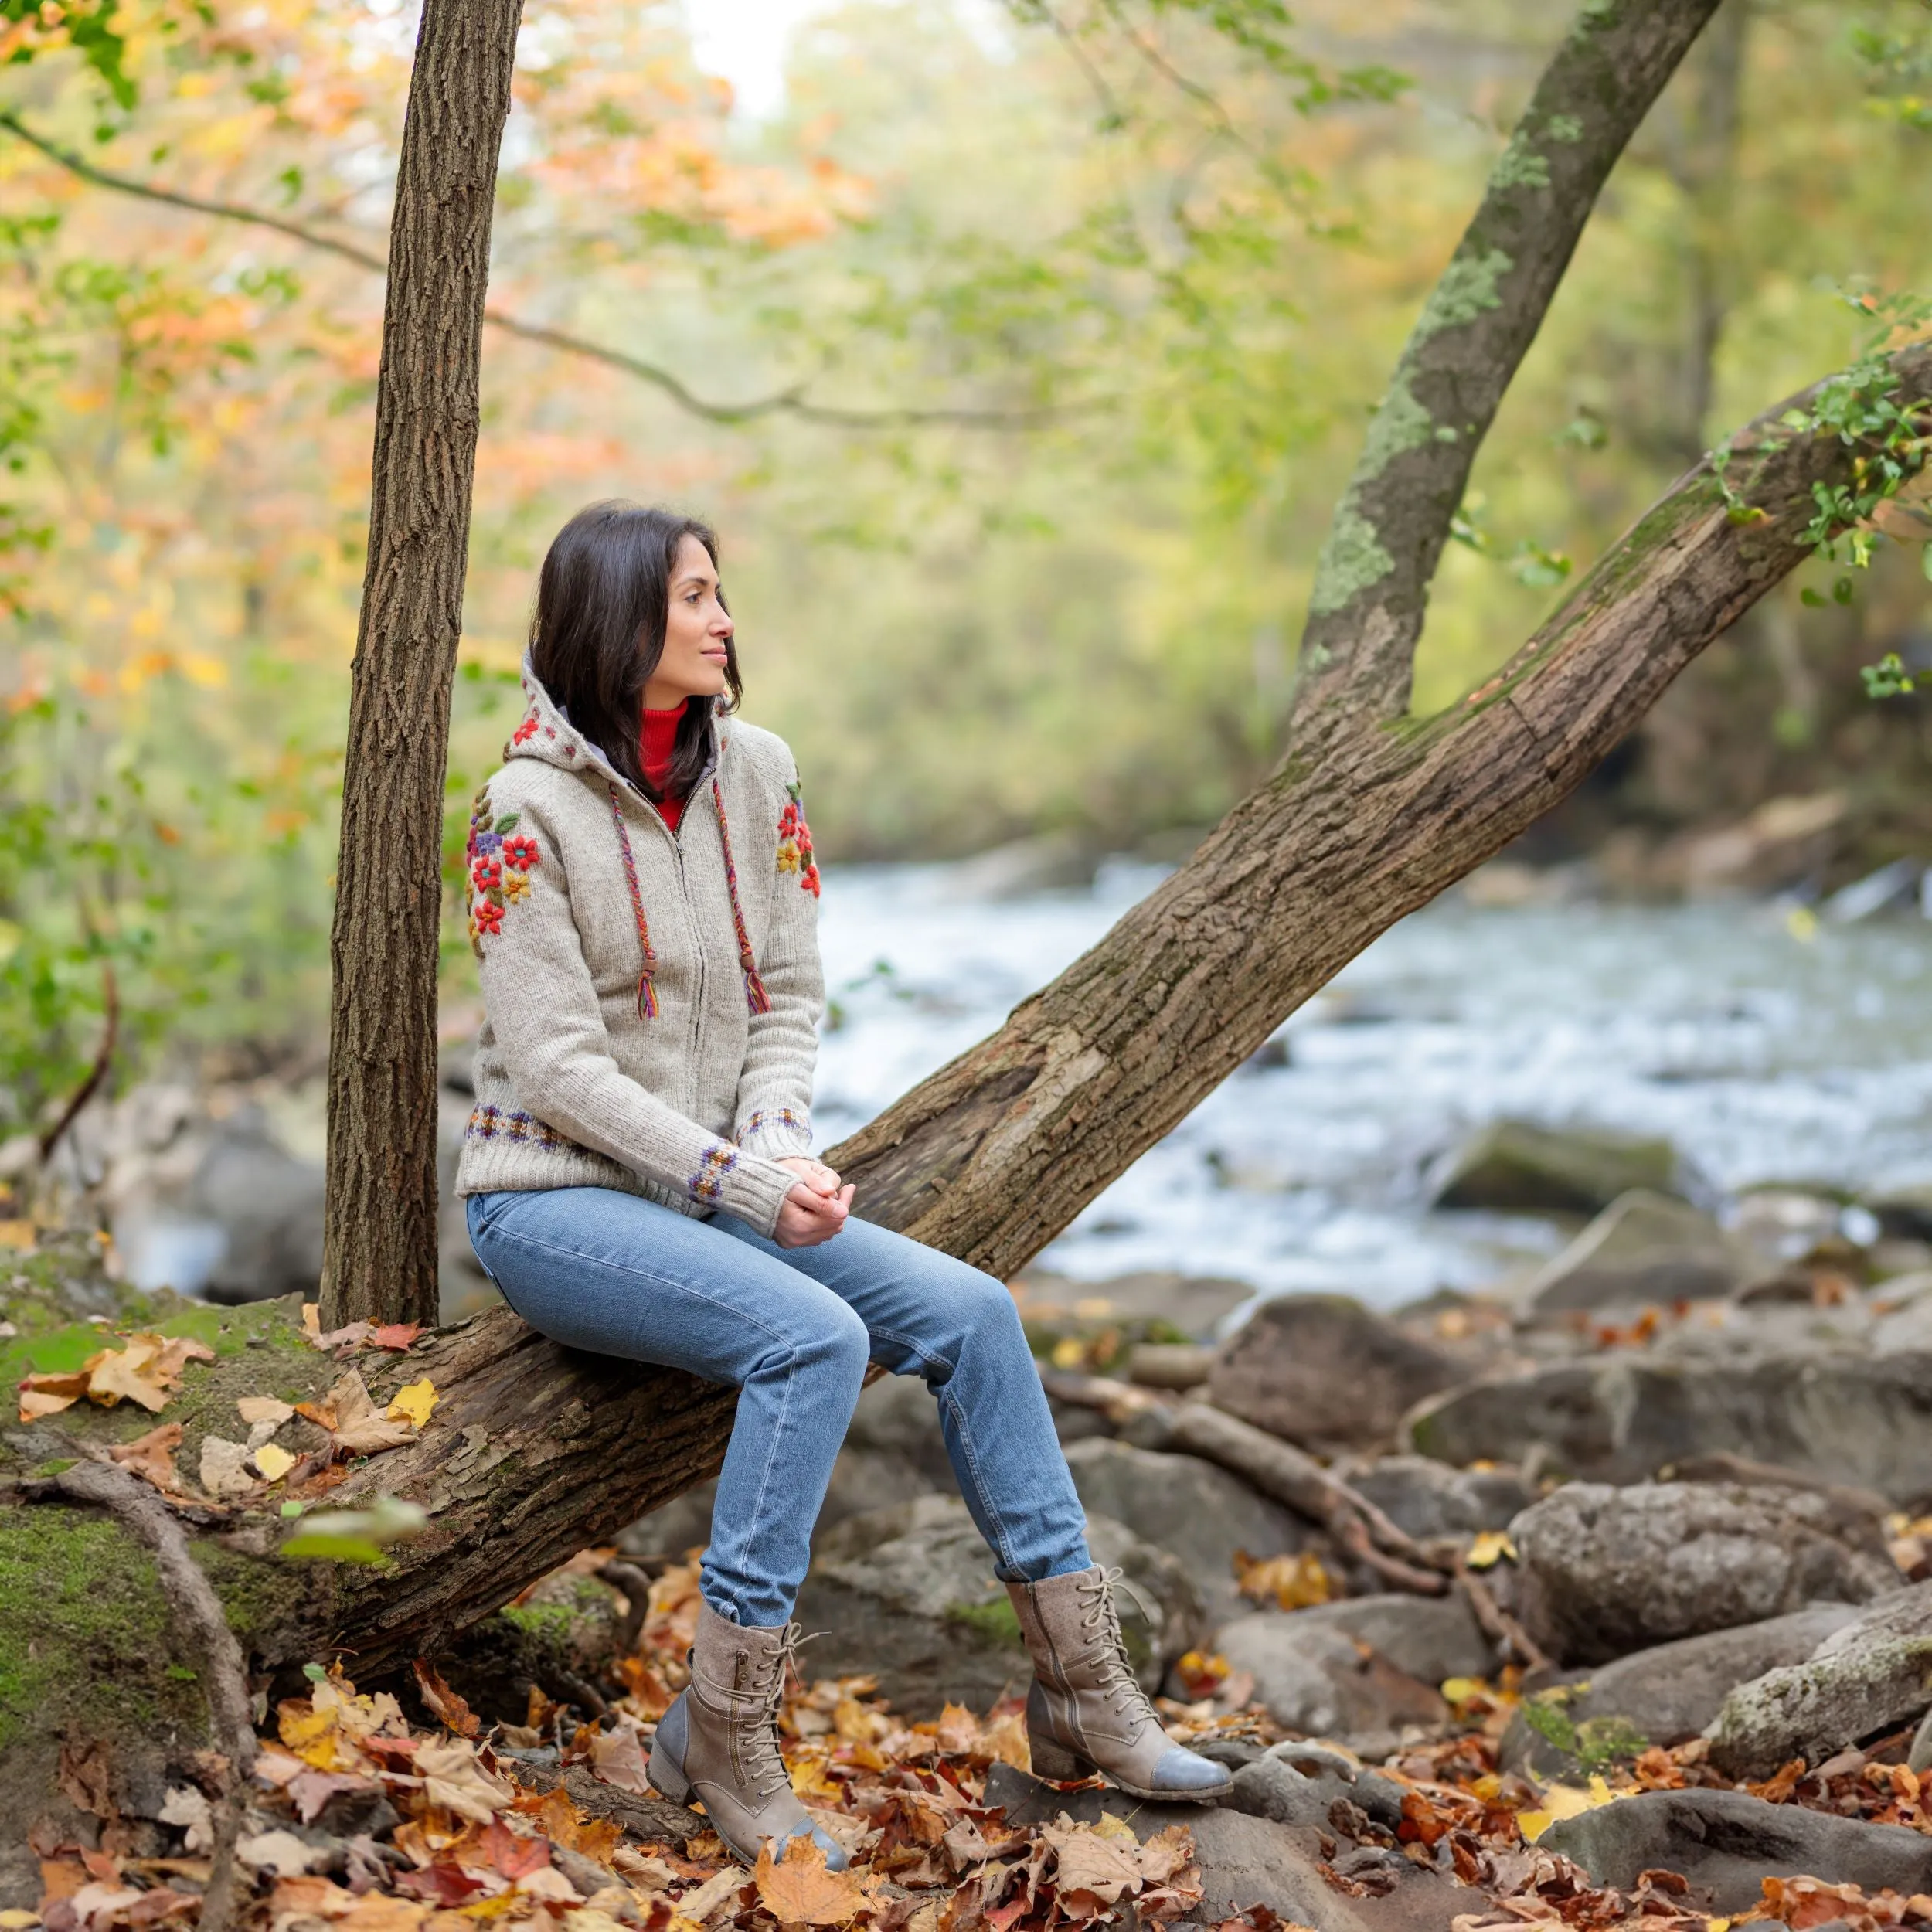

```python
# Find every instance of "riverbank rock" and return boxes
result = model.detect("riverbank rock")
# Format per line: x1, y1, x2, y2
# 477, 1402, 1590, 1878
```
1210, 1604, 1464, 1750
1206, 1295, 1462, 1451
1706, 1582, 1932, 1779
1519, 1191, 1750, 1317
1338, 1454, 1532, 1543
1498, 1606, 1864, 1777
981, 1764, 1464, 1932
1426, 1121, 1685, 1216
1225, 1743, 1407, 1832
1511, 1481, 1893, 1666
1540, 1787, 1932, 1913
1012, 1269, 1253, 1346
794, 1495, 1201, 1719
1406, 1350, 1932, 1501
1061, 1437, 1309, 1628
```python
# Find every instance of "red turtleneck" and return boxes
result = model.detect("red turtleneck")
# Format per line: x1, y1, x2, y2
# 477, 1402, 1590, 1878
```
641, 705, 689, 831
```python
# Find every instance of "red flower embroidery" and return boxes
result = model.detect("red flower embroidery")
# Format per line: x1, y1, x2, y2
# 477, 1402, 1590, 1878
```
472, 856, 503, 893
512, 716, 539, 746
777, 784, 820, 896
472, 899, 504, 937
502, 834, 539, 870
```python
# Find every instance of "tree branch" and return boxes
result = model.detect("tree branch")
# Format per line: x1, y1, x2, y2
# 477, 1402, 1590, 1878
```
1285, 0, 1726, 744
0, 111, 1087, 432
828, 342, 1932, 1275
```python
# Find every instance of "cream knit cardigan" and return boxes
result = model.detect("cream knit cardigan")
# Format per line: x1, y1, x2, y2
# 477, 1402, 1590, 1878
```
452, 661, 822, 1240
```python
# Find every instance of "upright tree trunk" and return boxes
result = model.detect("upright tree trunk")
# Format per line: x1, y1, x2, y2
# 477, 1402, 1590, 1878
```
321, 0, 524, 1328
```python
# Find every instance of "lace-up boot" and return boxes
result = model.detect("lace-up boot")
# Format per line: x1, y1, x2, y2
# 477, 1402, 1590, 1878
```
648, 1600, 849, 1869
1006, 1566, 1230, 1801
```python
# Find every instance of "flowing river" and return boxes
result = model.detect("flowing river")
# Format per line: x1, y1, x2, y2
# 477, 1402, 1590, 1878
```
813, 862, 1932, 1311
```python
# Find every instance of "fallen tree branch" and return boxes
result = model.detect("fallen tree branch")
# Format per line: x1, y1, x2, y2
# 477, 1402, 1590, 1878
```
0, 110, 1094, 432
1041, 1370, 1447, 1592
40, 1457, 255, 1932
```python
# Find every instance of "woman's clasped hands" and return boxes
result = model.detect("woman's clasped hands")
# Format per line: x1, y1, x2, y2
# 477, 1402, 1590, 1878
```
774, 1156, 855, 1247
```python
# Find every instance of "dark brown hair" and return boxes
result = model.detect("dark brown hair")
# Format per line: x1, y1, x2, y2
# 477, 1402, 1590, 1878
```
529, 502, 741, 801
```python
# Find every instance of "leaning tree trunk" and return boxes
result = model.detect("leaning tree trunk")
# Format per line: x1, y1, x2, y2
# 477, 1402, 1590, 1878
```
321, 0, 524, 1330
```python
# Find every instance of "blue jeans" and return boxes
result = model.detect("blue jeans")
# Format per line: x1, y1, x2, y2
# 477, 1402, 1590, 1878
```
465, 1187, 1092, 1628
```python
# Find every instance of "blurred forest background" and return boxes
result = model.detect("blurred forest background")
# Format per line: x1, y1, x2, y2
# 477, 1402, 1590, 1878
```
2, 0, 1930, 1136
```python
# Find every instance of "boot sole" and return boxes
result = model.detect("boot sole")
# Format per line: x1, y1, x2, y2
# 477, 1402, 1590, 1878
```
1029, 1736, 1229, 1804
649, 1734, 830, 1867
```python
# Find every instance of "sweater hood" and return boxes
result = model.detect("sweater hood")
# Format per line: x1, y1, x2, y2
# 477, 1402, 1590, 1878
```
504, 651, 720, 785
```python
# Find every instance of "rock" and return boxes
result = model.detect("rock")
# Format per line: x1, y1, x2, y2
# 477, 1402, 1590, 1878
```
1124, 1343, 1213, 1390
1727, 1189, 1852, 1265
1823, 857, 1924, 924
1206, 1295, 1463, 1451
1661, 790, 1849, 898
1237, 1594, 1495, 1685
617, 1478, 716, 1562
839, 1372, 957, 1485
1498, 1607, 1864, 1777
1226, 1745, 1406, 1833
1540, 1787, 1932, 1913
1426, 1121, 1685, 1216
1511, 1481, 1892, 1666
980, 1764, 1463, 1932
1871, 1188, 1932, 1243
951, 832, 1100, 900
1706, 1581, 1932, 1778
1013, 1269, 1253, 1344
1872, 1279, 1932, 1355
1520, 1191, 1750, 1317
1060, 1438, 1309, 1630
1340, 1455, 1532, 1543
794, 1496, 1201, 1720
1406, 1349, 1932, 1502
1211, 1608, 1454, 1749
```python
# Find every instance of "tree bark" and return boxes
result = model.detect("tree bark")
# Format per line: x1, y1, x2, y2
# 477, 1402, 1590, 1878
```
826, 342, 1932, 1282
321, 0, 524, 1329
1287, 0, 1724, 745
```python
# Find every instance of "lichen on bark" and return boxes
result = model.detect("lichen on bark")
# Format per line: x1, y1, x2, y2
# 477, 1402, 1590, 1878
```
1308, 502, 1398, 617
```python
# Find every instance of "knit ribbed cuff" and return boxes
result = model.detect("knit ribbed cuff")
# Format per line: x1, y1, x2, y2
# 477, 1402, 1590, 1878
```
736, 1106, 814, 1162
718, 1150, 803, 1241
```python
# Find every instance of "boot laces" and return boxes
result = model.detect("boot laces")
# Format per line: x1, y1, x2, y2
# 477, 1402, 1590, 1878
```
702, 1621, 811, 1799
1074, 1568, 1158, 1726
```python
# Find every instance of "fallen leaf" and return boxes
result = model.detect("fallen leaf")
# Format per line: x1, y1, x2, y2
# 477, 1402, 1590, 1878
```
251, 1441, 298, 1484
413, 1660, 480, 1739
368, 1323, 423, 1352
1233, 1546, 1335, 1611
107, 1422, 186, 1495
304, 1370, 416, 1454
236, 1830, 318, 1876
678, 1867, 752, 1925
588, 1718, 653, 1795
1040, 1820, 1145, 1903
286, 1769, 379, 1825
19, 1371, 89, 1422
386, 1378, 437, 1429
514, 1868, 583, 1906
414, 1738, 511, 1823
1464, 1531, 1516, 1570
0, 1219, 36, 1251
238, 1396, 296, 1427
754, 1836, 872, 1927
83, 1333, 215, 1413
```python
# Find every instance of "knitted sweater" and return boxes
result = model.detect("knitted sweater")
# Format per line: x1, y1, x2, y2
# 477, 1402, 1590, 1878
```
453, 659, 824, 1240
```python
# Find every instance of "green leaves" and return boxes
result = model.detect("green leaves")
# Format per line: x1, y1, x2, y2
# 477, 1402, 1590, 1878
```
279, 1497, 430, 1566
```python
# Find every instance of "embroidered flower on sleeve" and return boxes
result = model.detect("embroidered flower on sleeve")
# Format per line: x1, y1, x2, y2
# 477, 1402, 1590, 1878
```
512, 714, 540, 746
464, 791, 540, 957
776, 781, 821, 899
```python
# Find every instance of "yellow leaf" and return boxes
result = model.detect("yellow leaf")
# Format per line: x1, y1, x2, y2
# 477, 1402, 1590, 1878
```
0, 1910, 43, 1929
1465, 1531, 1516, 1570
386, 1379, 438, 1429
0, 1219, 36, 1251
1518, 1777, 1625, 1842
239, 1396, 296, 1427
252, 1441, 298, 1483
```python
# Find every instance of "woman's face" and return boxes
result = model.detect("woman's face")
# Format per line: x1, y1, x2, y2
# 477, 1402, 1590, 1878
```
644, 533, 733, 707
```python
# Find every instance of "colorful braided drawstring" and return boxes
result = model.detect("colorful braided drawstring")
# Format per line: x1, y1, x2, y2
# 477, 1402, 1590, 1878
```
609, 784, 660, 1019
711, 777, 773, 1015
608, 779, 771, 1020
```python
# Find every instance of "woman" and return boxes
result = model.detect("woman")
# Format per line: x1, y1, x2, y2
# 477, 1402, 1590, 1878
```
458, 502, 1229, 1870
